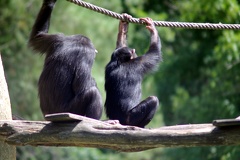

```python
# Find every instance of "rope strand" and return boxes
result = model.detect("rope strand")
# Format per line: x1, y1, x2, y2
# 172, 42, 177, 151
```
67, 0, 240, 30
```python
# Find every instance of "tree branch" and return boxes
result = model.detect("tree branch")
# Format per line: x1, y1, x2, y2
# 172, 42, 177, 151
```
1, 115, 240, 152
0, 53, 16, 159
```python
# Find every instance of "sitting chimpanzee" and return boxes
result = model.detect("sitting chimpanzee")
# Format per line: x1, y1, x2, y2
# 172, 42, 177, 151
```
105, 14, 162, 127
28, 0, 102, 120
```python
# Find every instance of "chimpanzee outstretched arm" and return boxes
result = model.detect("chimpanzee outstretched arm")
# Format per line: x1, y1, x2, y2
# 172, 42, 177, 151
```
133, 18, 161, 74
116, 14, 132, 49
29, 0, 61, 54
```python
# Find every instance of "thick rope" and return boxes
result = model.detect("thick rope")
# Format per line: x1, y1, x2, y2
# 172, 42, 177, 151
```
67, 0, 240, 30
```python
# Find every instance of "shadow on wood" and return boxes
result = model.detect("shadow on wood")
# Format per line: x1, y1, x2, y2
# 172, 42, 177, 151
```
0, 113, 240, 152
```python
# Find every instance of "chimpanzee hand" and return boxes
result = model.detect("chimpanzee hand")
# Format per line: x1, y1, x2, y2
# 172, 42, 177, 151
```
122, 13, 132, 22
140, 18, 157, 33
119, 13, 132, 34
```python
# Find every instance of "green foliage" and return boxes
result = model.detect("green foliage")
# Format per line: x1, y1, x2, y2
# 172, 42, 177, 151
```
0, 0, 43, 120
136, 0, 240, 159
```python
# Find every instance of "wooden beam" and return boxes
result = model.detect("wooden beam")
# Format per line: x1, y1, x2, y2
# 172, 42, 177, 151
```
1, 115, 240, 152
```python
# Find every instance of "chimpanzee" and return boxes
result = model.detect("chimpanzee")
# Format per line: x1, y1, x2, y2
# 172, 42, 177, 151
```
105, 14, 162, 127
28, 0, 102, 120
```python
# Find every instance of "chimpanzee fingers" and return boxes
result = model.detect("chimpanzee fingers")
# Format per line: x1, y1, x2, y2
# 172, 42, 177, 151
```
145, 17, 153, 24
122, 13, 132, 21
140, 17, 153, 25
146, 25, 154, 32
104, 120, 120, 125
140, 17, 156, 32
119, 14, 131, 34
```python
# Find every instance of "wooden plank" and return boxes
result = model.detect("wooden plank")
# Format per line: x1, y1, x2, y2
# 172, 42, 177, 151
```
212, 117, 240, 127
44, 113, 109, 125
45, 113, 84, 122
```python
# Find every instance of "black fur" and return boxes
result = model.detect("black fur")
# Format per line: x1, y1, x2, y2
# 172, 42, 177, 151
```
29, 0, 102, 119
105, 17, 161, 127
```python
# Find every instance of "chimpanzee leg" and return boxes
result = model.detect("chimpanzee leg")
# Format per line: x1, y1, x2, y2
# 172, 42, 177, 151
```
84, 87, 103, 119
69, 86, 102, 120
126, 96, 159, 127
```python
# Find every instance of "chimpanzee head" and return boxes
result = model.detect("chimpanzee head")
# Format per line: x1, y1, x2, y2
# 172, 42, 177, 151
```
111, 47, 137, 63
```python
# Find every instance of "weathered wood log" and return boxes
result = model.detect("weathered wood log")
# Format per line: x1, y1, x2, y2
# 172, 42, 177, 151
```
1, 114, 240, 152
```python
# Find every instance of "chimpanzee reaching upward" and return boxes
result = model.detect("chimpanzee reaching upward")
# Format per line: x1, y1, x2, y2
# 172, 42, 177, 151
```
105, 14, 162, 128
28, 0, 102, 119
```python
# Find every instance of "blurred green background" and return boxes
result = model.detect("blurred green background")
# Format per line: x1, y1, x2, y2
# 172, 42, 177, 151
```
1, 0, 240, 159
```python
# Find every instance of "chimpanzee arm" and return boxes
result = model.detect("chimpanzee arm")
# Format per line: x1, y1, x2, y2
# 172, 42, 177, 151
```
116, 14, 132, 49
133, 18, 162, 74
29, 0, 62, 54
